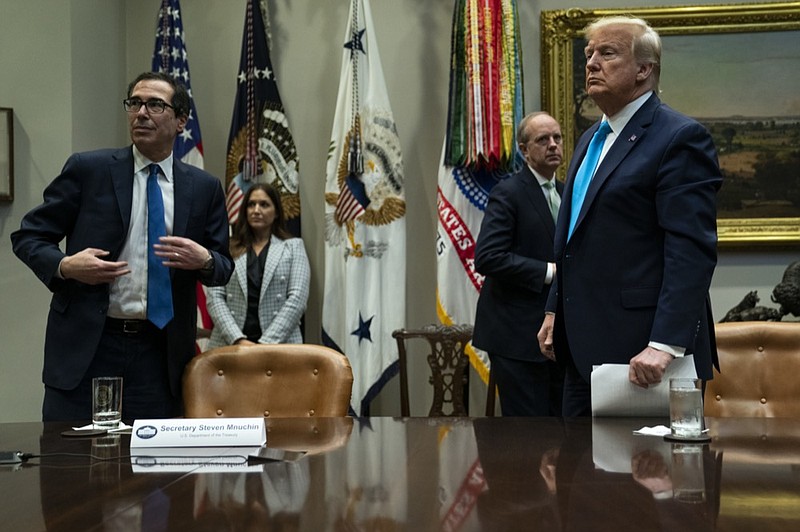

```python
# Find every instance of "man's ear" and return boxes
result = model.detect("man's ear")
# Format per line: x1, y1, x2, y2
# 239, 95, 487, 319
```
636, 62, 654, 83
176, 114, 188, 133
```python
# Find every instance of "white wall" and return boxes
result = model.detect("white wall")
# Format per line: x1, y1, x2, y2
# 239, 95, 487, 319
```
0, 0, 127, 422
1, 0, 795, 422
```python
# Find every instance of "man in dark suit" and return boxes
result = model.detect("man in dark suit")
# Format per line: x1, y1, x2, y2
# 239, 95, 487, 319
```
12, 72, 233, 421
537, 16, 722, 416
473, 112, 566, 416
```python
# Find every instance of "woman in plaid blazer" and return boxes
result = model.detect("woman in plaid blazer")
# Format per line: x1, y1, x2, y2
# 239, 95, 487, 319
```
206, 183, 310, 348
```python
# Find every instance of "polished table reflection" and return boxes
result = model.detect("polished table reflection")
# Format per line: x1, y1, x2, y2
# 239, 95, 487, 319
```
1, 416, 799, 530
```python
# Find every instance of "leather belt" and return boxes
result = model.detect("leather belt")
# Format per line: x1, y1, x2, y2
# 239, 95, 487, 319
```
105, 318, 155, 334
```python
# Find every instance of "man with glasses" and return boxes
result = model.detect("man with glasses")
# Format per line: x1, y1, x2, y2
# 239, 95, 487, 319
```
12, 72, 233, 421
473, 112, 566, 416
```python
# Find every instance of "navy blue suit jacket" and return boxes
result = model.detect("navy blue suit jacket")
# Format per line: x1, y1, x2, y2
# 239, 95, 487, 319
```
473, 165, 562, 361
546, 93, 721, 382
11, 147, 234, 395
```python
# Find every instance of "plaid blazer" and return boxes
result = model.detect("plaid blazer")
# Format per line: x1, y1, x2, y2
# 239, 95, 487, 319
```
206, 236, 310, 348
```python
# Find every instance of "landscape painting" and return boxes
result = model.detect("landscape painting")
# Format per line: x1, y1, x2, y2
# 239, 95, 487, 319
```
542, 3, 800, 245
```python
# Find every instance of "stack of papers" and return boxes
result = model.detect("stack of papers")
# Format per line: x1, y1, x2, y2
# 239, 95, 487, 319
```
591, 355, 697, 416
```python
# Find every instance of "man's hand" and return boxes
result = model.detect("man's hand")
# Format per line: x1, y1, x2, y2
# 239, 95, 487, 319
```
538, 313, 556, 361
629, 346, 673, 388
60, 248, 130, 285
631, 449, 672, 495
539, 448, 560, 495
153, 236, 210, 271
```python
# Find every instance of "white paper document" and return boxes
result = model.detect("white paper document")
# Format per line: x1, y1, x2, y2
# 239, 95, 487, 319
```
591, 355, 697, 417
592, 420, 672, 473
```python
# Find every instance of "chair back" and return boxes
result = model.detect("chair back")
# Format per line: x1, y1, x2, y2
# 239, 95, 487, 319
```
705, 321, 800, 418
392, 324, 473, 416
183, 344, 353, 418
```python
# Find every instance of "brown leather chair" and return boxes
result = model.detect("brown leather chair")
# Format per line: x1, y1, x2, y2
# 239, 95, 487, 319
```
183, 344, 353, 418
392, 324, 474, 416
705, 321, 800, 418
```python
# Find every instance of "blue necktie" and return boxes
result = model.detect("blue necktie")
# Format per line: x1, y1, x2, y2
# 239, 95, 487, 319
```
568, 121, 612, 239
147, 164, 173, 328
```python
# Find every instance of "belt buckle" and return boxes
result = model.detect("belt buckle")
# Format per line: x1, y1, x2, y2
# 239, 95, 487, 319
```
123, 320, 140, 334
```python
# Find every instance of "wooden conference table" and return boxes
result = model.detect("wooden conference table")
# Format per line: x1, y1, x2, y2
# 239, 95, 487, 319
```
1, 416, 799, 531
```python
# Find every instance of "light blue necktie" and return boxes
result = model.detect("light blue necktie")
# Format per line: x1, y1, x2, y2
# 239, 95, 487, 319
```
568, 121, 612, 239
146, 164, 174, 328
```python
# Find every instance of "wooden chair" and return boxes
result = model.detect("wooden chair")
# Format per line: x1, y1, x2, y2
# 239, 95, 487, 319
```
705, 321, 800, 418
392, 324, 474, 416
183, 344, 353, 418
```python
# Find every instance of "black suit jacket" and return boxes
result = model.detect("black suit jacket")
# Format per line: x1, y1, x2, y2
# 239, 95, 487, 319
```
11, 147, 234, 395
546, 93, 721, 382
473, 166, 561, 361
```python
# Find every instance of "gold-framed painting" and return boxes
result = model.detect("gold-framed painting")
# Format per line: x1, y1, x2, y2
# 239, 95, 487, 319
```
0, 107, 12, 203
541, 2, 800, 246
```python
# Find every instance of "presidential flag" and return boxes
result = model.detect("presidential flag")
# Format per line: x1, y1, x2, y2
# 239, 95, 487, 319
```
436, 0, 523, 383
151, 0, 212, 349
322, 0, 406, 416
225, 0, 300, 234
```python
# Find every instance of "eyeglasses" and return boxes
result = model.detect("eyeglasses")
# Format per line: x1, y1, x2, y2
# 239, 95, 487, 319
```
122, 98, 175, 114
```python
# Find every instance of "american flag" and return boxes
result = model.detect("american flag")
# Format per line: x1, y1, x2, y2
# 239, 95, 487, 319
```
226, 0, 301, 233
151, 0, 213, 348
334, 117, 370, 224
335, 173, 370, 224
152, 0, 204, 168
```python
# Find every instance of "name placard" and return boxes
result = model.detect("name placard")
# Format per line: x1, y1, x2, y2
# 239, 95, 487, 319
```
130, 417, 266, 448
130, 446, 265, 473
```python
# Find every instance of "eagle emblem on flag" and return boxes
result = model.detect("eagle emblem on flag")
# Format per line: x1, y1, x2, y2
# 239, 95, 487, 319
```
326, 108, 405, 237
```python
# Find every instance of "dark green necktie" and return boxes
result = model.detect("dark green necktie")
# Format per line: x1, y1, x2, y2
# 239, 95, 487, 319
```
542, 180, 560, 223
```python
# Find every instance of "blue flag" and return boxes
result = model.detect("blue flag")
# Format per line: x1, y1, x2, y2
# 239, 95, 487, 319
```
225, 0, 300, 234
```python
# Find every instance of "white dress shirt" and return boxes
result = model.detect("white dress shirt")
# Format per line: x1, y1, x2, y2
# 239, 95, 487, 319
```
107, 146, 175, 319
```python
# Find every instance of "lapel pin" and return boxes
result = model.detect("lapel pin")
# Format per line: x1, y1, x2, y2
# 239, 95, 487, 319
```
628, 134, 637, 142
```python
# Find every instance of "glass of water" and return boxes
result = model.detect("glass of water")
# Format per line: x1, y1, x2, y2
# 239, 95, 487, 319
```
92, 377, 123, 430
669, 377, 703, 439
671, 443, 706, 503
